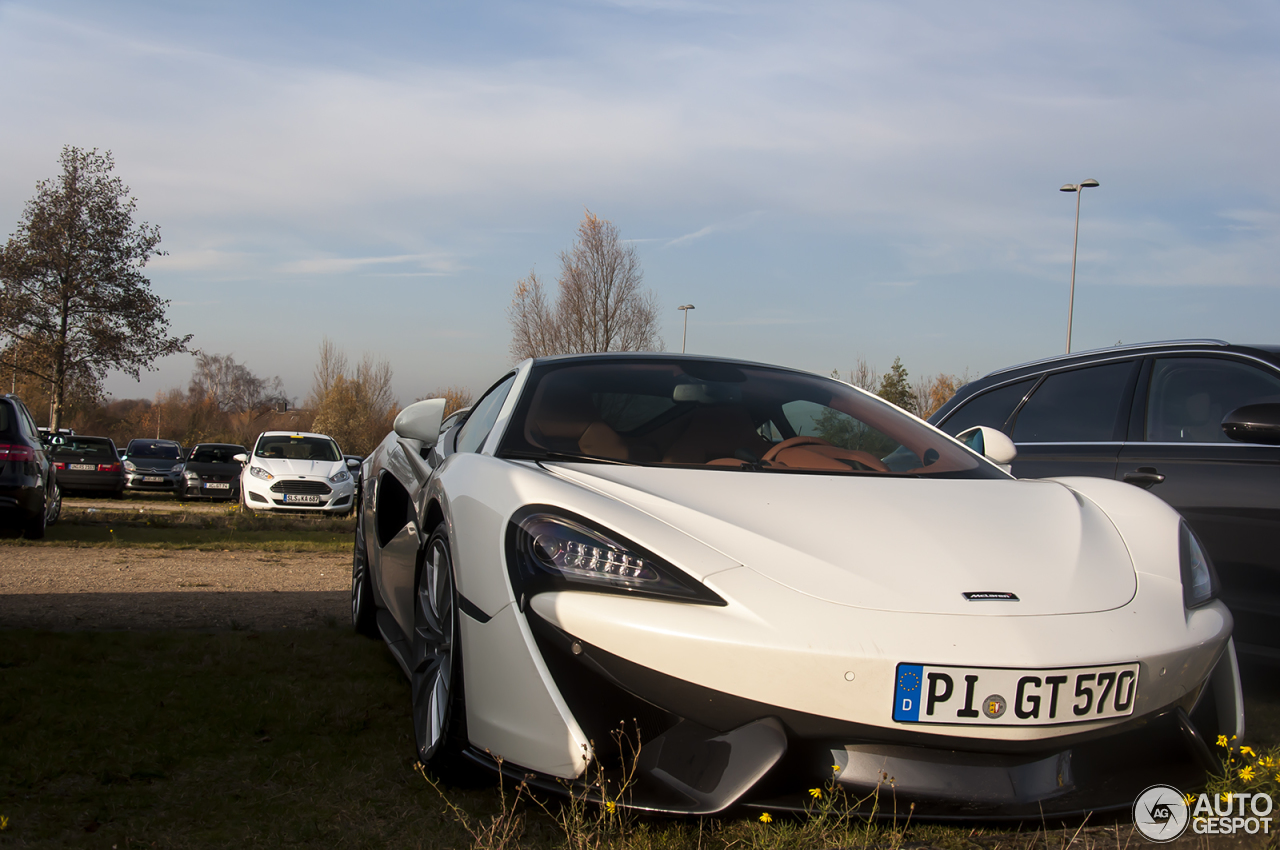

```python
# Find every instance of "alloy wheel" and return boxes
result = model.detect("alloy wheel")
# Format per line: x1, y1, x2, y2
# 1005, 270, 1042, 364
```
412, 532, 455, 763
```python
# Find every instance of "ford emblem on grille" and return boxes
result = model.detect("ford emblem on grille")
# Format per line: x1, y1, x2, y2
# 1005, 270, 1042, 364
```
962, 591, 1019, 601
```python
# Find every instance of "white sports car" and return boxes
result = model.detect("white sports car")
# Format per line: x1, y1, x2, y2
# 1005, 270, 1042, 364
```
353, 354, 1241, 818
237, 431, 358, 514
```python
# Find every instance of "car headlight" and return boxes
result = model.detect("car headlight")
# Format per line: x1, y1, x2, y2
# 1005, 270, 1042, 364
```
1180, 521, 1219, 609
184, 470, 200, 479
506, 507, 724, 605
171, 464, 185, 473
329, 470, 351, 484
123, 460, 136, 472
250, 466, 274, 481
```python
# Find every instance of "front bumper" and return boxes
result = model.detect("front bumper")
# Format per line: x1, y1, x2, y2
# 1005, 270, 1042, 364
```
181, 476, 240, 499
241, 474, 355, 512
518, 612, 1237, 818
124, 470, 181, 491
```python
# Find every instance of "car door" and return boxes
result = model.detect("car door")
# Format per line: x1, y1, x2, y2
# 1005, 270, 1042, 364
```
1117, 354, 1280, 652
377, 374, 518, 635
1006, 360, 1140, 480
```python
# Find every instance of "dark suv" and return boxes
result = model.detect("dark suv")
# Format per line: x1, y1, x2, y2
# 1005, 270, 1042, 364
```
0, 394, 61, 538
930, 339, 1280, 657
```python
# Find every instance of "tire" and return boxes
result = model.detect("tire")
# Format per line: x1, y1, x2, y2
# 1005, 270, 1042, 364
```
22, 490, 49, 541
351, 502, 378, 638
46, 481, 61, 526
239, 487, 255, 516
412, 526, 467, 771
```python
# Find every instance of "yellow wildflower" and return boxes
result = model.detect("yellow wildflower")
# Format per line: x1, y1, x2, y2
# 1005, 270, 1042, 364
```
1241, 746, 1256, 757
0, 815, 8, 831
1221, 792, 1232, 804
1262, 756, 1277, 769
605, 800, 616, 814
1217, 734, 1229, 748
832, 764, 841, 773
1240, 766, 1256, 782
809, 787, 822, 799
759, 812, 772, 824
1183, 792, 1196, 806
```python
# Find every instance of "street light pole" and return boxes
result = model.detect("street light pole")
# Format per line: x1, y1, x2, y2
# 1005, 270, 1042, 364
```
1060, 178, 1099, 354
678, 304, 695, 353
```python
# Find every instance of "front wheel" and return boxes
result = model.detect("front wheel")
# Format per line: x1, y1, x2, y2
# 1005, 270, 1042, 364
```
412, 526, 466, 771
350, 502, 378, 637
239, 487, 255, 516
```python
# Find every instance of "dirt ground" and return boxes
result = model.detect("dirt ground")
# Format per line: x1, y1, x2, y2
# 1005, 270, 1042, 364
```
0, 547, 350, 630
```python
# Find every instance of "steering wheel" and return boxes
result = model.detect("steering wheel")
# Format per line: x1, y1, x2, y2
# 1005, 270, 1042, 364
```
761, 436, 835, 463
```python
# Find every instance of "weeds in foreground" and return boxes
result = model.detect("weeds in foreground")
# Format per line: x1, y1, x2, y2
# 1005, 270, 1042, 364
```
419, 756, 528, 850
1205, 734, 1280, 802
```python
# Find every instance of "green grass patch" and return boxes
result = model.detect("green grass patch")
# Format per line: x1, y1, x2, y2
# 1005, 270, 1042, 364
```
0, 629, 1230, 850
0, 504, 355, 552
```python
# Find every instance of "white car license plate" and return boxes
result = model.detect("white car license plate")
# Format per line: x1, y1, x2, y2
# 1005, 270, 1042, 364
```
284, 494, 321, 504
143, 476, 164, 483
205, 482, 230, 489
893, 662, 1139, 726
70, 464, 95, 471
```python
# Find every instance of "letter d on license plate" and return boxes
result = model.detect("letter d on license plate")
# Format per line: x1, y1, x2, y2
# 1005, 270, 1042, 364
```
893, 661, 1139, 726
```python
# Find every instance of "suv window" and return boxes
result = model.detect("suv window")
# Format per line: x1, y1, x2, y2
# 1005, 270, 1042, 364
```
455, 374, 517, 454
1011, 362, 1133, 443
939, 379, 1035, 436
1146, 357, 1280, 443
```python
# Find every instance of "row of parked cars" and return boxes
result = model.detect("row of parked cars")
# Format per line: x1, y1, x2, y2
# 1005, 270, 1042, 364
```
1, 392, 363, 537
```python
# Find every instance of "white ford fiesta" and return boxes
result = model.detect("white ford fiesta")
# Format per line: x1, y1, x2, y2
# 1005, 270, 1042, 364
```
354, 354, 1241, 819
238, 431, 358, 514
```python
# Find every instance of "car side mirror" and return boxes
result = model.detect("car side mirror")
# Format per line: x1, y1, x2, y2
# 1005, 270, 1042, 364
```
346, 458, 360, 469
394, 398, 447, 446
1222, 403, 1280, 446
956, 425, 1018, 466
233, 453, 249, 464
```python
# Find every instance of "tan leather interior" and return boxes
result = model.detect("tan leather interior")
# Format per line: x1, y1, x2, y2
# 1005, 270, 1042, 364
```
662, 406, 772, 464
524, 382, 630, 461
761, 436, 891, 472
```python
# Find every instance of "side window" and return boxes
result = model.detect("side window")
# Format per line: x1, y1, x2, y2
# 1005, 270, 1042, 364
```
938, 379, 1035, 436
18, 405, 41, 442
1146, 357, 1280, 443
455, 374, 517, 454
1011, 362, 1133, 443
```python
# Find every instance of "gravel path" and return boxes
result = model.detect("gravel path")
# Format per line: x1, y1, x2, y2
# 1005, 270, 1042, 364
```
0, 547, 350, 630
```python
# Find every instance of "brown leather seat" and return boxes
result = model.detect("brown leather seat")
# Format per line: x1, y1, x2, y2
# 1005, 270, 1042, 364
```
662, 406, 772, 464
524, 381, 630, 461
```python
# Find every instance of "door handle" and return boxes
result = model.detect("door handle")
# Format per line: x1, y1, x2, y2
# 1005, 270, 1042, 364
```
1123, 467, 1166, 489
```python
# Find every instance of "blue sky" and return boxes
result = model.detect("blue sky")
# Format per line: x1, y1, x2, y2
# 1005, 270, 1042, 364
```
2, 1, 1277, 405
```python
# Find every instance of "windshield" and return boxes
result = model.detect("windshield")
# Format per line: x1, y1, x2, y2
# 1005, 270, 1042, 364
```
129, 442, 181, 460
255, 435, 341, 462
191, 445, 247, 464
499, 359, 1002, 478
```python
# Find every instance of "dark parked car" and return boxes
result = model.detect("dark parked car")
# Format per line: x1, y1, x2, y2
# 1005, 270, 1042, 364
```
122, 439, 185, 494
180, 443, 247, 500
930, 339, 1280, 657
0, 394, 61, 538
50, 436, 125, 497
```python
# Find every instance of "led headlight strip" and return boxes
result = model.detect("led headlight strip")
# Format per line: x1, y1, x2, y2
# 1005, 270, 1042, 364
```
506, 506, 725, 606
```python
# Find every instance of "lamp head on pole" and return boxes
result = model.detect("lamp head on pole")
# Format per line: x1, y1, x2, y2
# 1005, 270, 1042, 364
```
1061, 179, 1100, 193
678, 304, 695, 311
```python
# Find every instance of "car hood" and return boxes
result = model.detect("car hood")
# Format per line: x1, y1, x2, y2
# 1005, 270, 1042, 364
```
542, 464, 1137, 616
252, 458, 343, 478
185, 461, 242, 475
127, 458, 181, 471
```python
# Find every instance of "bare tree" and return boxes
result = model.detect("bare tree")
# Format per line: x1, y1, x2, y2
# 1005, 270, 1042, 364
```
309, 340, 398, 456
421, 385, 474, 417
0, 146, 190, 429
188, 352, 286, 414
508, 211, 663, 360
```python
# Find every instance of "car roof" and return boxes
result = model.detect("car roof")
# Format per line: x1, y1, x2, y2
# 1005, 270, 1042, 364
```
529, 351, 816, 377
256, 431, 334, 439
191, 442, 246, 449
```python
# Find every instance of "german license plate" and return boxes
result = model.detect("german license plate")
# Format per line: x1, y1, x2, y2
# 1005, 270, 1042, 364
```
893, 662, 1139, 726
70, 464, 95, 471
284, 494, 320, 504
143, 476, 164, 483
205, 482, 230, 489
